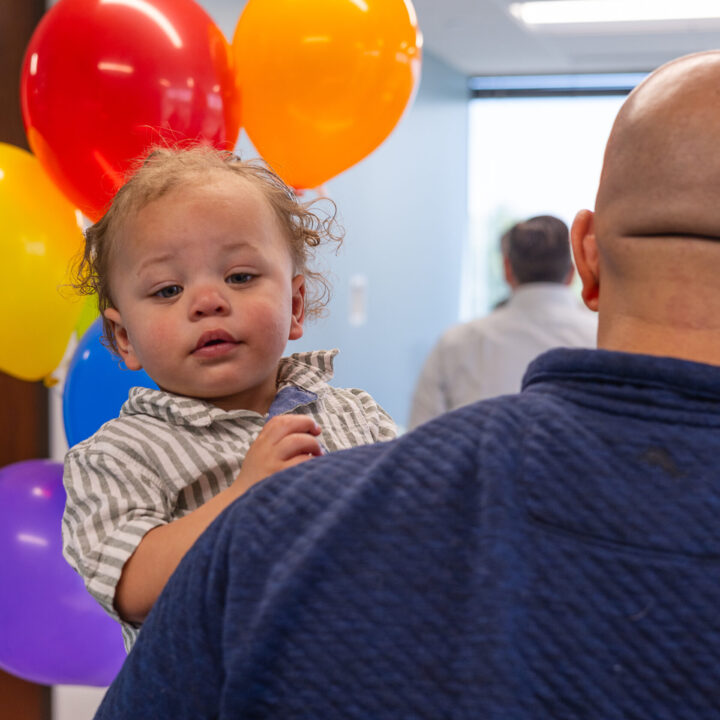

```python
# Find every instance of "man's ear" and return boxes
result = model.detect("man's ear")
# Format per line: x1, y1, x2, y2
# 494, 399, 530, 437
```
103, 308, 143, 370
570, 209, 600, 312
288, 275, 305, 341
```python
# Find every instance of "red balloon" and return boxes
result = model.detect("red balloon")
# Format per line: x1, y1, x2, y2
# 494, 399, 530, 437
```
21, 0, 241, 220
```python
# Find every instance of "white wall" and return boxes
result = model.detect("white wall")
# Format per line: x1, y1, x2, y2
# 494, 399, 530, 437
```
285, 52, 469, 428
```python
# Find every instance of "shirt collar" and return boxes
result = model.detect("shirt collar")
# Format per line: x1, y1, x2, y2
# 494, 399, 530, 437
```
275, 349, 337, 393
523, 347, 720, 419
508, 283, 579, 309
120, 349, 337, 428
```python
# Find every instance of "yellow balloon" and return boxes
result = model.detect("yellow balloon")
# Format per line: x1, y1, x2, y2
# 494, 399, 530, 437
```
0, 143, 84, 381
232, 0, 422, 189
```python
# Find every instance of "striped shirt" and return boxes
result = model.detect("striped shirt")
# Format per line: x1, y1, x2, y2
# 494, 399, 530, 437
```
62, 350, 397, 651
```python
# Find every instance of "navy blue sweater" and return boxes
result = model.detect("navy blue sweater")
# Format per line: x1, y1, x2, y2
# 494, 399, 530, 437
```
95, 349, 720, 719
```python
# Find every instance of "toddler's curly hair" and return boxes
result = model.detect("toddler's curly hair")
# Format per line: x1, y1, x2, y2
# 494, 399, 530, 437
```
73, 145, 343, 354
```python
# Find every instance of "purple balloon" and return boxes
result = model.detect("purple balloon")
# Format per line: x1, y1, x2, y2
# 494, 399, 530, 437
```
0, 459, 125, 686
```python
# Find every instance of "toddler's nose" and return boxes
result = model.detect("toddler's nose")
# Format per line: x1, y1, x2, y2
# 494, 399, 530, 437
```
190, 287, 230, 318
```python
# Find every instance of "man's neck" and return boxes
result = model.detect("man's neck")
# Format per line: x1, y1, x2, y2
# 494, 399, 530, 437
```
598, 314, 720, 367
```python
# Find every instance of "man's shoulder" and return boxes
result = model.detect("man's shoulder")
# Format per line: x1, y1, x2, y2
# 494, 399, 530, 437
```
198, 393, 546, 599
434, 313, 499, 349
427, 308, 537, 367
231, 393, 538, 519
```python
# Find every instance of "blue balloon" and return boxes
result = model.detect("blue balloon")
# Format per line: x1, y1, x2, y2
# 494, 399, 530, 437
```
63, 317, 158, 447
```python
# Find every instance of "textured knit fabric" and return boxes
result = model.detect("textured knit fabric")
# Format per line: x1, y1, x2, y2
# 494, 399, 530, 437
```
63, 349, 397, 651
409, 283, 597, 428
95, 348, 720, 719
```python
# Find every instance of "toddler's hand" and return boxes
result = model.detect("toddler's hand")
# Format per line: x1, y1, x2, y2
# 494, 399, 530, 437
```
234, 415, 322, 492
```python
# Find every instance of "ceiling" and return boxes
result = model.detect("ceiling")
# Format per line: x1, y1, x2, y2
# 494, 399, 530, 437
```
412, 0, 720, 76
207, 0, 720, 78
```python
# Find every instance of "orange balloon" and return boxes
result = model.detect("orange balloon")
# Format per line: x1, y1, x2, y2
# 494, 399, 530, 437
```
232, 0, 422, 189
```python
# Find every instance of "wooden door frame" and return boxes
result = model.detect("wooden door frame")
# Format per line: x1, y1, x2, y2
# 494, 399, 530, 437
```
0, 2, 53, 719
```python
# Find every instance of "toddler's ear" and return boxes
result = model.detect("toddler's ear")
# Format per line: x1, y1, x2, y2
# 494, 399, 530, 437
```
103, 308, 143, 371
289, 275, 305, 341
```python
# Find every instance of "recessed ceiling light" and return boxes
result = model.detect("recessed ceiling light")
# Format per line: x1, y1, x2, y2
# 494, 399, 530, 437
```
510, 0, 720, 26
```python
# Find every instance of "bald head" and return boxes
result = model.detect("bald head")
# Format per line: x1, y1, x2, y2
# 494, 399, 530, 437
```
572, 51, 720, 365
596, 50, 720, 242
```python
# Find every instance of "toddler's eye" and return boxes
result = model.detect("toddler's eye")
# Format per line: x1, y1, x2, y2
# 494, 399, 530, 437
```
227, 273, 253, 285
155, 285, 182, 298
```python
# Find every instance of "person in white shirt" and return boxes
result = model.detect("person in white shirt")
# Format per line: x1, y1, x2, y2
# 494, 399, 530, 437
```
409, 215, 597, 428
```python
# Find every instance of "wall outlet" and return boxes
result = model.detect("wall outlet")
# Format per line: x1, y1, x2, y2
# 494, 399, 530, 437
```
349, 274, 368, 326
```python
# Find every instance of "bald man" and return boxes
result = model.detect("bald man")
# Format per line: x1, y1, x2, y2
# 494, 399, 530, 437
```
96, 53, 720, 720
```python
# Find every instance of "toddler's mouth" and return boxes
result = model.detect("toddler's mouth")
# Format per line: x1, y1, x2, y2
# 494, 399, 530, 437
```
193, 330, 237, 353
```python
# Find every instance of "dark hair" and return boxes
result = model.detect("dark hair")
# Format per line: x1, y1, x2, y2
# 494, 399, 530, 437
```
501, 215, 571, 284
72, 145, 343, 354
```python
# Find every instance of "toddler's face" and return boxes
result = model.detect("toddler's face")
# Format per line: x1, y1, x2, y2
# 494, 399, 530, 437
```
103, 172, 304, 413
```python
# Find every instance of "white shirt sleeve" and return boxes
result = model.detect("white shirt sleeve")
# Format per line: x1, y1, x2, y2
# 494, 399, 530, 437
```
408, 340, 452, 430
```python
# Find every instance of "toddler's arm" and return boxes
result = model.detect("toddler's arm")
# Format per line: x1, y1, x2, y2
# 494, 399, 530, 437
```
114, 414, 322, 624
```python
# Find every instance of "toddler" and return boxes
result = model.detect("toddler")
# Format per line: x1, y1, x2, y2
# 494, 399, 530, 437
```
62, 146, 397, 651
